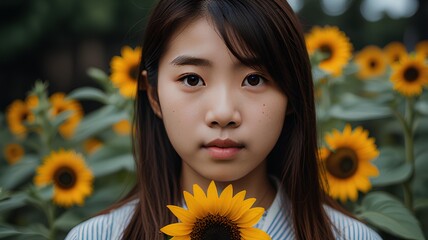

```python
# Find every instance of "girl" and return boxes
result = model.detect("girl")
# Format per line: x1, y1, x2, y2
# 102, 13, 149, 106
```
66, 0, 382, 239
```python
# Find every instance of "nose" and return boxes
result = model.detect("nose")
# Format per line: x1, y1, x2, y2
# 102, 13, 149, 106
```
205, 89, 242, 128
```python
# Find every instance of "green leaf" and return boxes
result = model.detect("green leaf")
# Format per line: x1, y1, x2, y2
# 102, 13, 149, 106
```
87, 68, 109, 82
71, 105, 128, 142
0, 155, 39, 189
413, 150, 428, 197
363, 79, 392, 93
0, 188, 10, 201
51, 110, 73, 129
342, 62, 359, 75
371, 147, 412, 187
358, 192, 425, 240
86, 67, 116, 93
312, 67, 329, 83
67, 87, 108, 103
0, 224, 49, 240
0, 192, 27, 214
415, 198, 428, 211
415, 100, 428, 115
329, 104, 392, 121
54, 211, 82, 231
89, 154, 134, 177
75, 177, 133, 215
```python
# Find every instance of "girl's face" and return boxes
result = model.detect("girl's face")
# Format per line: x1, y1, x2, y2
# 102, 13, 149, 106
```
154, 18, 287, 183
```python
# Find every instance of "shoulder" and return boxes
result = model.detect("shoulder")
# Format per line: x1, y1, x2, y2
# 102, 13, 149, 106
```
65, 200, 137, 240
324, 205, 382, 240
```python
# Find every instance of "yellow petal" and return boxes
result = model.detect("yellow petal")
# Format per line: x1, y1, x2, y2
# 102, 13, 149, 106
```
227, 190, 246, 218
193, 184, 207, 201
206, 181, 219, 213
167, 205, 195, 224
241, 227, 272, 240
183, 191, 206, 219
171, 236, 190, 240
160, 223, 192, 236
218, 184, 233, 216
236, 207, 265, 227
230, 198, 256, 221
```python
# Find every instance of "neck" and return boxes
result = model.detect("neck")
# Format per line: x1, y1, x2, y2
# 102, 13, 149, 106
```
180, 162, 276, 210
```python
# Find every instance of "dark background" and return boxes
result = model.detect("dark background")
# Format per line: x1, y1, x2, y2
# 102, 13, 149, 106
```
1, 0, 427, 113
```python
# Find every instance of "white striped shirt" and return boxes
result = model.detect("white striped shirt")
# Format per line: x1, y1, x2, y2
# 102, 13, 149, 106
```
65, 188, 382, 240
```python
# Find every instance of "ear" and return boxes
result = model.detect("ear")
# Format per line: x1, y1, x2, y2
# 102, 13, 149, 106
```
142, 70, 163, 118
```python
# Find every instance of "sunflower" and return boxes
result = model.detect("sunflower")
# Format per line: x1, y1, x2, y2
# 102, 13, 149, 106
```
390, 55, 428, 97
34, 149, 93, 207
306, 26, 353, 77
49, 93, 83, 139
161, 181, 271, 240
319, 125, 379, 202
83, 138, 103, 154
112, 119, 131, 135
3, 143, 24, 165
354, 45, 387, 80
415, 40, 428, 60
6, 95, 38, 137
383, 41, 407, 64
110, 46, 142, 98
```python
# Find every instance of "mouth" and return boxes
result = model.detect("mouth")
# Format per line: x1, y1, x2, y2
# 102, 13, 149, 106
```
202, 139, 244, 159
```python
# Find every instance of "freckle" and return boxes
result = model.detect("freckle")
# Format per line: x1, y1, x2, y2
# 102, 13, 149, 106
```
263, 104, 266, 107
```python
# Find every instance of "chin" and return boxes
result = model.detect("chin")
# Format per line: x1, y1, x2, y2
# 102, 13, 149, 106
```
203, 171, 244, 183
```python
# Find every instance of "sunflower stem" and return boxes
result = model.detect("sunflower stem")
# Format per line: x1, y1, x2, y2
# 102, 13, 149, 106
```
402, 97, 415, 212
45, 203, 56, 240
319, 77, 331, 122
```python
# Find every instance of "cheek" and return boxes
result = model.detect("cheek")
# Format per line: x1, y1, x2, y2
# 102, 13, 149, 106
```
248, 95, 287, 149
157, 86, 202, 146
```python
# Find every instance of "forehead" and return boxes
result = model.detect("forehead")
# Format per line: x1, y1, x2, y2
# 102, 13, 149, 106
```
164, 18, 228, 53
160, 17, 261, 69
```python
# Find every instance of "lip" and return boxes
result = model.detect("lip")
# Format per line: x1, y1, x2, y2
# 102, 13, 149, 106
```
203, 139, 244, 159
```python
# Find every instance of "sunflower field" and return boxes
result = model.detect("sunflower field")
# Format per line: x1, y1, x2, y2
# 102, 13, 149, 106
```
1, 26, 428, 239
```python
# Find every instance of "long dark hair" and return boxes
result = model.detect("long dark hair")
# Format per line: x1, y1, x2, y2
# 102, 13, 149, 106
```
116, 0, 342, 239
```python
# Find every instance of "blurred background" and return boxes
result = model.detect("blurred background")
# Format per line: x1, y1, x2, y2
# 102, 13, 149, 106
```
0, 0, 427, 112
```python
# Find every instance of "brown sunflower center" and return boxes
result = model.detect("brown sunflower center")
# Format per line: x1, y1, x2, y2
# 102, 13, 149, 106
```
129, 65, 139, 82
392, 54, 400, 63
191, 214, 241, 240
54, 167, 77, 189
369, 59, 377, 69
403, 67, 419, 82
20, 111, 30, 122
319, 44, 333, 61
9, 146, 19, 157
326, 148, 358, 179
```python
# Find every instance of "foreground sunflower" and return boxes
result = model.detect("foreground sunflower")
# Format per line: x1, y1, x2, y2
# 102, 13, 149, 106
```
384, 41, 407, 64
110, 46, 142, 98
6, 95, 38, 137
161, 181, 271, 240
390, 55, 428, 97
319, 125, 379, 202
3, 143, 24, 165
49, 93, 83, 139
354, 45, 387, 80
34, 149, 93, 207
306, 26, 353, 77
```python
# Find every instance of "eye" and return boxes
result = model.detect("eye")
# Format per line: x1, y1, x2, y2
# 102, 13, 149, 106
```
242, 74, 266, 87
179, 74, 205, 87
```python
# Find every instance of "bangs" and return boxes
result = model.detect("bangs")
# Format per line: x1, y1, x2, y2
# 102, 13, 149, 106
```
205, 0, 278, 73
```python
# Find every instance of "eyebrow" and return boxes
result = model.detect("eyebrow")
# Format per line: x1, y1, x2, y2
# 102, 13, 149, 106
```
170, 55, 263, 70
170, 55, 212, 67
